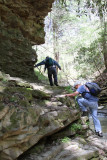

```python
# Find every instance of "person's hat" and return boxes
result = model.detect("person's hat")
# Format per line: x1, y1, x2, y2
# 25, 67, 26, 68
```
74, 81, 81, 88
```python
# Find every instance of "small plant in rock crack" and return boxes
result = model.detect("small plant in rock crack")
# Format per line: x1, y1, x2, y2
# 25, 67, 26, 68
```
61, 137, 71, 143
27, 88, 33, 90
86, 121, 90, 125
70, 123, 82, 132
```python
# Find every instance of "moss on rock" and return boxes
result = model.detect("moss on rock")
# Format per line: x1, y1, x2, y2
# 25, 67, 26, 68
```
32, 90, 51, 100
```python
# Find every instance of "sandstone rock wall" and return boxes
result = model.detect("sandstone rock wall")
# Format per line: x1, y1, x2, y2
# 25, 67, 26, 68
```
0, 0, 54, 80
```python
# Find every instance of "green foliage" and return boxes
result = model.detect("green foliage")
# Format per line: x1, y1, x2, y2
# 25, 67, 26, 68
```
64, 86, 73, 93
61, 136, 71, 143
34, 69, 48, 81
70, 123, 82, 132
33, 0, 106, 82
0, 72, 8, 82
86, 0, 106, 18
74, 37, 104, 78
27, 88, 33, 91
86, 121, 89, 125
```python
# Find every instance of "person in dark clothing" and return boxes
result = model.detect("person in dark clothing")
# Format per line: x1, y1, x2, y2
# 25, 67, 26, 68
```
34, 56, 61, 86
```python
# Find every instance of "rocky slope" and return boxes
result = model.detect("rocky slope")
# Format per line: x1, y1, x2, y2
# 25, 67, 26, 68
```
0, 72, 107, 160
0, 0, 54, 80
0, 72, 80, 160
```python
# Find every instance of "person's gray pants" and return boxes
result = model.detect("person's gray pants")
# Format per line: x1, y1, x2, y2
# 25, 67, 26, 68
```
76, 97, 102, 132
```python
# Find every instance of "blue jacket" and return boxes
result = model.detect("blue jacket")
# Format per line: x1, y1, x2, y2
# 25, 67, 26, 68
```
35, 58, 61, 70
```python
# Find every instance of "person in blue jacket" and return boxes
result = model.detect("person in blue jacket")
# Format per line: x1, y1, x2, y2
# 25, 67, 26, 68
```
34, 56, 61, 86
65, 81, 103, 137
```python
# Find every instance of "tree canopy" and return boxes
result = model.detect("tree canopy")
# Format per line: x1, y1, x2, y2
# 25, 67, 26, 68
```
33, 0, 107, 83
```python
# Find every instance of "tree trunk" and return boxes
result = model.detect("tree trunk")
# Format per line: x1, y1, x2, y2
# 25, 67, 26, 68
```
52, 19, 59, 72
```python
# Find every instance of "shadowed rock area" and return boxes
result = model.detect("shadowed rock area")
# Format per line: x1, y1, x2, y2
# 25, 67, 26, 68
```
0, 0, 54, 80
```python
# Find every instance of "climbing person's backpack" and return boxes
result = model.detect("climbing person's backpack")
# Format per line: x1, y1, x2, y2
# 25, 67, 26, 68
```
85, 82, 101, 96
45, 57, 54, 68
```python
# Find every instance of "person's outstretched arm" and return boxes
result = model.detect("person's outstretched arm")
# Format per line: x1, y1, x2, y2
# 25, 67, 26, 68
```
34, 60, 45, 67
65, 91, 79, 97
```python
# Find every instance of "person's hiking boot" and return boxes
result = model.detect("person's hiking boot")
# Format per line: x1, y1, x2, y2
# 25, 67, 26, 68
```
95, 131, 103, 137
82, 111, 88, 117
50, 84, 54, 86
55, 83, 59, 86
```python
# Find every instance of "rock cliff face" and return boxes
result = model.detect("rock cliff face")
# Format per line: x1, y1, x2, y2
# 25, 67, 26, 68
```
0, 0, 54, 80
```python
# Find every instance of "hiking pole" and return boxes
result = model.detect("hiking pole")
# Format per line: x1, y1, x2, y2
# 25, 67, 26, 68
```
35, 67, 48, 85
37, 67, 43, 75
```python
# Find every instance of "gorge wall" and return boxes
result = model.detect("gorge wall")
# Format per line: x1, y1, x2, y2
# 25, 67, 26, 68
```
0, 0, 54, 80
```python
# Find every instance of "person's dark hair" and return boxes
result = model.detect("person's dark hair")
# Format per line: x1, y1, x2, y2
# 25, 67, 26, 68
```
46, 56, 49, 59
